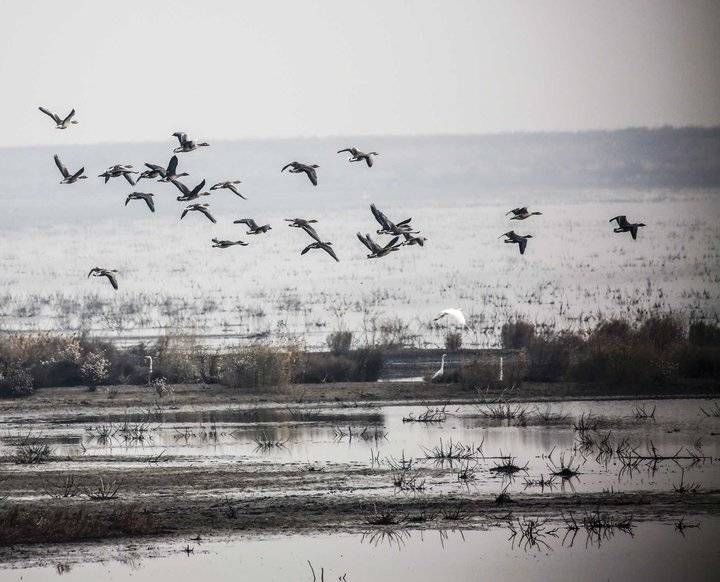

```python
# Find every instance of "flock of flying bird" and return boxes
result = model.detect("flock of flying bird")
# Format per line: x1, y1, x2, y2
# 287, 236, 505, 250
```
39, 105, 648, 290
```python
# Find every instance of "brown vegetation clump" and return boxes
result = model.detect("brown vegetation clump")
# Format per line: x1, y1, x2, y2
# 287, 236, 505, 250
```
221, 345, 299, 390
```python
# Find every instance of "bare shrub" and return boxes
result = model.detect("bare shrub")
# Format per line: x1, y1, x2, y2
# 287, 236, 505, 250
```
221, 345, 298, 390
501, 319, 535, 349
327, 331, 352, 355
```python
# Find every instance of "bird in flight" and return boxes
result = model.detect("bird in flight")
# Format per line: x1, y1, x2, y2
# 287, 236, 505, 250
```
88, 267, 118, 290
301, 241, 339, 262
337, 147, 379, 167
285, 218, 321, 242
211, 181, 245, 199
125, 192, 155, 213
172, 132, 209, 153
434, 308, 467, 327
233, 218, 271, 234
401, 232, 427, 247
140, 155, 187, 182
281, 161, 319, 186
212, 238, 248, 248
39, 107, 78, 129
356, 233, 402, 258
500, 230, 533, 255
507, 207, 542, 220
53, 155, 87, 184
99, 165, 138, 185
610, 215, 646, 240
181, 203, 216, 223
170, 178, 210, 202
370, 203, 416, 236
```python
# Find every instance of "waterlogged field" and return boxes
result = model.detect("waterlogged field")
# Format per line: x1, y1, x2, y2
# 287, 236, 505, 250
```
0, 140, 719, 348
1, 394, 719, 578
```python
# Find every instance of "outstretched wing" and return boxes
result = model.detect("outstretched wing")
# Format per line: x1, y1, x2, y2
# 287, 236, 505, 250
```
172, 132, 187, 146
166, 155, 179, 176
370, 204, 391, 229
305, 167, 317, 186
39, 107, 61, 124
191, 179, 206, 196
356, 232, 374, 252
518, 238, 527, 255
227, 183, 246, 199
365, 156, 373, 168
170, 178, 190, 196
281, 163, 294, 172
104, 272, 118, 290
62, 109, 76, 124
144, 195, 155, 213
630, 225, 638, 240
54, 154, 69, 178
71, 167, 85, 181
322, 244, 339, 262
300, 243, 314, 255
198, 206, 217, 223
300, 223, 321, 243
383, 236, 400, 251
123, 173, 136, 186
609, 215, 628, 227
145, 162, 164, 172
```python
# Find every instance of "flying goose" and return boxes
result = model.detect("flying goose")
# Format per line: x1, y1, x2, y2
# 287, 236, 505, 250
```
281, 161, 319, 186
210, 181, 246, 199
141, 155, 187, 182
337, 147, 379, 168
301, 241, 339, 262
98, 164, 138, 185
370, 203, 416, 235
233, 218, 271, 234
507, 207, 542, 220
500, 230, 533, 255
212, 238, 248, 248
401, 232, 427, 247
125, 192, 155, 213
87, 267, 118, 290
172, 132, 209, 153
170, 178, 210, 201
610, 215, 646, 240
181, 203, 216, 223
285, 218, 321, 242
53, 155, 87, 184
356, 232, 402, 258
39, 107, 78, 129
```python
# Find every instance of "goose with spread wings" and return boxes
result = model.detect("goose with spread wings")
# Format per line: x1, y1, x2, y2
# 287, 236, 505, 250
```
54, 155, 87, 184
610, 215, 646, 240
401, 232, 427, 247
285, 218, 321, 242
171, 178, 210, 201
337, 147, 379, 167
500, 230, 533, 255
211, 181, 245, 199
370, 203, 416, 235
233, 218, 271, 234
125, 192, 155, 213
99, 164, 138, 185
87, 268, 118, 290
212, 238, 248, 248
356, 232, 402, 258
181, 203, 216, 223
172, 132, 209, 153
301, 241, 339, 262
506, 207, 542, 220
39, 107, 78, 129
140, 155, 187, 182
281, 161, 319, 186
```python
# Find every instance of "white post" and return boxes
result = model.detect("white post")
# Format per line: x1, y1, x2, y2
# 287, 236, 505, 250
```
499, 356, 504, 382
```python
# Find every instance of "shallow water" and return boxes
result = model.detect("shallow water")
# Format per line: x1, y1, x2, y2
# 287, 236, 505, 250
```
2, 517, 718, 581
2, 398, 718, 496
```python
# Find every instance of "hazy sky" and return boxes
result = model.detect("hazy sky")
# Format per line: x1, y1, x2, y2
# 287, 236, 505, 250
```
2, 0, 719, 146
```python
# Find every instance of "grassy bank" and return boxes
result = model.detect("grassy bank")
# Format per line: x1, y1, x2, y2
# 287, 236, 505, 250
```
1, 313, 719, 398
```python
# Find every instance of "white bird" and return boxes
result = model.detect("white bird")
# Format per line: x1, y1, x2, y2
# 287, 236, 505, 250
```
432, 354, 447, 381
434, 308, 466, 327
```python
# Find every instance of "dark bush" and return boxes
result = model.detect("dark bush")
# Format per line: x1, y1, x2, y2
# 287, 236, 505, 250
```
637, 313, 685, 351
526, 333, 582, 382
0, 361, 34, 397
501, 320, 535, 349
689, 321, 720, 347
294, 348, 385, 383
327, 331, 353, 355
674, 345, 720, 379
445, 331, 462, 352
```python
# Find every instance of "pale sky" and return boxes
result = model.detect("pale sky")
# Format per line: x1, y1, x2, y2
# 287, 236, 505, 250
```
1, 0, 719, 147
